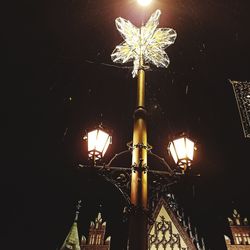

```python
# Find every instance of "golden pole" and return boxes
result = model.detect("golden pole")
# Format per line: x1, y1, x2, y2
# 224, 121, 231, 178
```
129, 55, 148, 250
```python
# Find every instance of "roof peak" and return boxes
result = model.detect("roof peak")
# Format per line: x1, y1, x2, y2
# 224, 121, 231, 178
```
60, 222, 80, 250
60, 200, 82, 250
228, 208, 249, 226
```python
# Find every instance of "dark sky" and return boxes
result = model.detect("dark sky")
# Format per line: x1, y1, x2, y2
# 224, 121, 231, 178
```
3, 0, 250, 250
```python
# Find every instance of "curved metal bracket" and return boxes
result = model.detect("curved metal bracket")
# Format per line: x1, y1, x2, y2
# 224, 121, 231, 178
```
148, 150, 175, 176
78, 164, 132, 208
106, 149, 131, 167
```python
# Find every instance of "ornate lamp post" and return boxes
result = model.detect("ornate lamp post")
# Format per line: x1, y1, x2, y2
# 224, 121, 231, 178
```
81, 8, 197, 250
110, 9, 177, 250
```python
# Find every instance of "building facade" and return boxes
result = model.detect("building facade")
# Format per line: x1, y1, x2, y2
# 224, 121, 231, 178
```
224, 209, 250, 250
81, 212, 111, 250
149, 196, 206, 250
60, 208, 111, 250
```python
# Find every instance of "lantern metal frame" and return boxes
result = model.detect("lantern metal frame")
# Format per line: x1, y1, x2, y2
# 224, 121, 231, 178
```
85, 126, 112, 163
168, 134, 195, 173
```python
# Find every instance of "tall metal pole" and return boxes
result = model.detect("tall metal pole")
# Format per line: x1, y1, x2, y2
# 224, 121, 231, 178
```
129, 54, 148, 250
110, 9, 177, 249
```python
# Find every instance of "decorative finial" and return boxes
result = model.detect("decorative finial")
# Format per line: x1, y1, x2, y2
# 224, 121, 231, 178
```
243, 217, 249, 225
74, 200, 82, 222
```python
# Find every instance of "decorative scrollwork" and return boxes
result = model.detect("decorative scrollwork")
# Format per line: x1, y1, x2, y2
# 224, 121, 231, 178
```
149, 216, 187, 250
127, 141, 153, 151
230, 80, 250, 138
98, 166, 131, 207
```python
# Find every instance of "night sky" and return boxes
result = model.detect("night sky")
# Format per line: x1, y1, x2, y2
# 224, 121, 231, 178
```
3, 0, 250, 250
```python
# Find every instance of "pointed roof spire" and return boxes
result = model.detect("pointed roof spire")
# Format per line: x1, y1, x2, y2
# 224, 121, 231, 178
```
60, 200, 82, 250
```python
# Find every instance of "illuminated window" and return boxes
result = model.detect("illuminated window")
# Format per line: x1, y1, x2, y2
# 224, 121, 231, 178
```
235, 233, 242, 244
89, 235, 95, 245
246, 233, 250, 244
96, 234, 101, 245
243, 234, 247, 244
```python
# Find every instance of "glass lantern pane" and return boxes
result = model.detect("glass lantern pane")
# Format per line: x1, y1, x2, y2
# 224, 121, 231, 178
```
173, 137, 186, 160
96, 130, 109, 153
169, 142, 178, 163
88, 130, 98, 151
186, 138, 194, 160
102, 136, 111, 157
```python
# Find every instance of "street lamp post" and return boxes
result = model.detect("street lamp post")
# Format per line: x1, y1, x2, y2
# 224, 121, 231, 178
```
110, 9, 177, 249
82, 8, 198, 250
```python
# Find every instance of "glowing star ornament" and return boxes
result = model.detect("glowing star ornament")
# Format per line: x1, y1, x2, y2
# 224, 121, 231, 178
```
111, 9, 177, 77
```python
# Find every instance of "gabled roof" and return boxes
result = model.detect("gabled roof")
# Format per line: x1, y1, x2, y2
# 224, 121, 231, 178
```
60, 201, 81, 250
60, 221, 81, 250
228, 209, 249, 226
149, 197, 205, 250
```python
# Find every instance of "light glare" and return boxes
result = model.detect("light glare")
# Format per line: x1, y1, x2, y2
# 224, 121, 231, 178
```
186, 138, 194, 161
87, 129, 111, 160
88, 130, 97, 152
137, 0, 152, 6
169, 136, 195, 170
173, 138, 186, 160
169, 142, 178, 164
95, 130, 109, 153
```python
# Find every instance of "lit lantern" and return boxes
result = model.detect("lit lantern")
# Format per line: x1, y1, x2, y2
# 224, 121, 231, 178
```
168, 135, 195, 172
87, 128, 111, 162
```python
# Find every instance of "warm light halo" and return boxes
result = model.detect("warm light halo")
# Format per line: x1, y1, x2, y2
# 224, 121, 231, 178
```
173, 137, 186, 160
137, 0, 152, 6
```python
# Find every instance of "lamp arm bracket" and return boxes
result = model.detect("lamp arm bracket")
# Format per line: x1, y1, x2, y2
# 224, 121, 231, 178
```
106, 149, 131, 167
148, 150, 175, 175
98, 171, 131, 207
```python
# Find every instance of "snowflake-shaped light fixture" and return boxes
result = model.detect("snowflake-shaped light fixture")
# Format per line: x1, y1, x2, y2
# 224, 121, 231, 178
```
111, 9, 177, 77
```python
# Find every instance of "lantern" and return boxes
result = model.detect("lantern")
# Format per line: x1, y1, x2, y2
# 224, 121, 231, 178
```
87, 128, 111, 162
169, 135, 195, 171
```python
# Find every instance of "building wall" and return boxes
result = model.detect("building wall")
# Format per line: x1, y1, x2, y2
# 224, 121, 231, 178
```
230, 226, 250, 245
82, 246, 109, 250
226, 245, 250, 250
148, 198, 198, 250
149, 206, 188, 250
225, 210, 250, 250
81, 213, 110, 250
